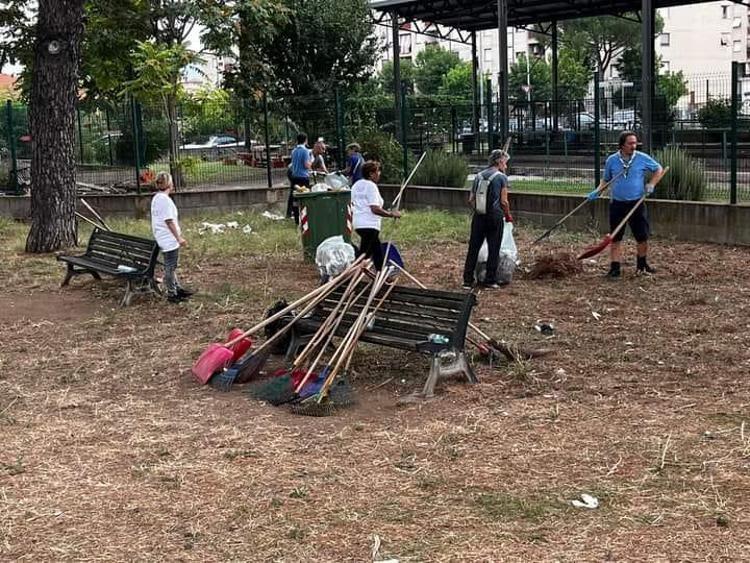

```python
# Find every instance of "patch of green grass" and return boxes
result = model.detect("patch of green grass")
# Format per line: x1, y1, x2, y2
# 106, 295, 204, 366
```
381, 209, 469, 247
476, 492, 562, 523
511, 179, 588, 194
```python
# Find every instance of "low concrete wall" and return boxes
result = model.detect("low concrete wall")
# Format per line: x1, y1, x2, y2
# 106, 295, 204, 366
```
0, 186, 289, 221
381, 184, 750, 247
3, 184, 750, 246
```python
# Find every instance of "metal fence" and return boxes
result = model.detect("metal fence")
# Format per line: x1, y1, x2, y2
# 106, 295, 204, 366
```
1, 66, 749, 203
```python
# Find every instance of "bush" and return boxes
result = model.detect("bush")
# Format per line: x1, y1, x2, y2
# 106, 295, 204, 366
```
652, 146, 706, 201
353, 127, 411, 184
697, 98, 731, 130
412, 149, 469, 188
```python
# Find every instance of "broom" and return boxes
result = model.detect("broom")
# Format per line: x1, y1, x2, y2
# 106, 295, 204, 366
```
192, 256, 364, 383
577, 167, 670, 260
290, 260, 396, 415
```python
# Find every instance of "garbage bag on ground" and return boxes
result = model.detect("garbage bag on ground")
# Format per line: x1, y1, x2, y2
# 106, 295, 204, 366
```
316, 235, 356, 281
475, 219, 519, 285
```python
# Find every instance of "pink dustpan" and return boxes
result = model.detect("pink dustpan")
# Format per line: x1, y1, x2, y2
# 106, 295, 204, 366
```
192, 343, 235, 384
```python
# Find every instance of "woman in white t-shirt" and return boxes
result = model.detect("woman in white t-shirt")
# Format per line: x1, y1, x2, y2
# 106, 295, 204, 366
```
151, 172, 191, 303
351, 161, 401, 270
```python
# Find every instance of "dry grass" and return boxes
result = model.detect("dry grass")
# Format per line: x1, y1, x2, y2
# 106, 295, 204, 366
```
1, 212, 750, 561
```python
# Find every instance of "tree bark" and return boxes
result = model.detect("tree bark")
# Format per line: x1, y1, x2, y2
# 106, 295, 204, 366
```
25, 0, 85, 253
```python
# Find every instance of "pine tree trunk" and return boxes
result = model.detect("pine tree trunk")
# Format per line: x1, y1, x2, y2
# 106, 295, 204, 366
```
25, 0, 85, 253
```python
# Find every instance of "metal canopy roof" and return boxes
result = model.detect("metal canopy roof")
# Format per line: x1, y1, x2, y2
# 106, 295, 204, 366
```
370, 0, 743, 31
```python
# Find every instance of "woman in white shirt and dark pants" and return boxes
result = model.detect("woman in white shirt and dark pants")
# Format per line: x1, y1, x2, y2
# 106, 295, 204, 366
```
151, 172, 191, 303
351, 161, 401, 270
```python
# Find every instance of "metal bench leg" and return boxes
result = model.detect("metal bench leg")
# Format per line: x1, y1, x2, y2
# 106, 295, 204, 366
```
421, 355, 442, 398
61, 264, 75, 287
120, 279, 134, 308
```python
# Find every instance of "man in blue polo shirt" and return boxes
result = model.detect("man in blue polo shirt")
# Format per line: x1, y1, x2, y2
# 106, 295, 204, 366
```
344, 143, 364, 184
588, 130, 665, 278
288, 133, 312, 225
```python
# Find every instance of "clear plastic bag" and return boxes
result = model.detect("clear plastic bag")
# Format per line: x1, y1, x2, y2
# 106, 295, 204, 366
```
475, 219, 519, 284
315, 235, 355, 281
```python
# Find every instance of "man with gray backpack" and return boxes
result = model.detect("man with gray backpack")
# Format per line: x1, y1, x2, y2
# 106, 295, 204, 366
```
462, 149, 512, 290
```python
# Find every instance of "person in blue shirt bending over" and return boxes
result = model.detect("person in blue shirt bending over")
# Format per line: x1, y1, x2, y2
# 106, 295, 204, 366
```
344, 143, 364, 184
588, 131, 666, 279
288, 133, 313, 225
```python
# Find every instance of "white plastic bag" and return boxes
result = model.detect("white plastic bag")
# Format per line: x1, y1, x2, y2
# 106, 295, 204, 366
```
315, 235, 355, 281
325, 172, 350, 190
500, 220, 519, 265
311, 183, 328, 193
474, 219, 519, 284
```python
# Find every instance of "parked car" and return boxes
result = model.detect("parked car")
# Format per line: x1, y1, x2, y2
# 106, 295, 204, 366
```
181, 135, 243, 150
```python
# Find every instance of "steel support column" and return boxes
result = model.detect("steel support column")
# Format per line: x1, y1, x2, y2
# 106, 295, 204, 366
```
497, 0, 508, 142
391, 12, 402, 142
641, 0, 654, 152
472, 32, 480, 136
551, 21, 559, 131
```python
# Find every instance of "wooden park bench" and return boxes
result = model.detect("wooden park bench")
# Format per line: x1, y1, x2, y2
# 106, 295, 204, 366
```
57, 228, 160, 307
287, 281, 478, 398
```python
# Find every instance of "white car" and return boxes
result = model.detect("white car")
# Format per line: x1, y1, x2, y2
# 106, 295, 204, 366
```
181, 135, 244, 150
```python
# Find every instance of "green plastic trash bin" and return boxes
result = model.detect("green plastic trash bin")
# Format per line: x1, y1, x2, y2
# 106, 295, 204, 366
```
293, 190, 353, 262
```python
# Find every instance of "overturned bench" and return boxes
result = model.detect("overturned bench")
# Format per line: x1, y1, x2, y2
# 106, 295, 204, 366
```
58, 228, 160, 307
287, 281, 478, 398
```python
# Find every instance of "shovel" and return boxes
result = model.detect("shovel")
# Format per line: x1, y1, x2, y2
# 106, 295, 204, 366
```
191, 257, 363, 383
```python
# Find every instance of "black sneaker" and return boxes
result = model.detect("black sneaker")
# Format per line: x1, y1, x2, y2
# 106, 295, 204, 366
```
167, 294, 186, 304
636, 257, 656, 275
462, 282, 473, 290
482, 282, 500, 289
606, 261, 621, 279
177, 287, 194, 298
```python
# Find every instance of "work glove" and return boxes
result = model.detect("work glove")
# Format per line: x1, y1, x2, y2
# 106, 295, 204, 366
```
586, 189, 599, 201
645, 183, 655, 196
504, 213, 513, 223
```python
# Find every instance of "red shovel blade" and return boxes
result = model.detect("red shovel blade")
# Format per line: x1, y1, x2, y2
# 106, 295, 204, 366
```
577, 234, 614, 260
227, 328, 253, 362
192, 343, 235, 384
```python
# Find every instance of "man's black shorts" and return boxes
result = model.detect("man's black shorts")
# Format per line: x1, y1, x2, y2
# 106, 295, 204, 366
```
610, 199, 649, 243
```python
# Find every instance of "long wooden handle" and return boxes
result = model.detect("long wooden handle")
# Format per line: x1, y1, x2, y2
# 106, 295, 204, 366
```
392, 151, 428, 210
533, 170, 625, 245
224, 256, 364, 347
80, 198, 111, 231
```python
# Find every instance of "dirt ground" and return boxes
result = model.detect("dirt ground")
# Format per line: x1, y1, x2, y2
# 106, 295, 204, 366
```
1, 226, 750, 562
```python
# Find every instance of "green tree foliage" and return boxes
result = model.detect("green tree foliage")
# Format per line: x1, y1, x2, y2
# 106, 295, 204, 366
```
560, 15, 662, 76
509, 54, 551, 100
613, 48, 688, 110
414, 44, 461, 96
557, 47, 590, 99
439, 62, 472, 100
697, 98, 732, 129
259, 0, 379, 97
200, 0, 288, 98
378, 59, 415, 95
0, 0, 31, 72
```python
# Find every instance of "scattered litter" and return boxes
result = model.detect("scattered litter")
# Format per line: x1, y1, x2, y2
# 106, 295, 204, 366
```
534, 321, 555, 336
116, 265, 137, 273
262, 211, 285, 221
591, 311, 601, 321
571, 493, 599, 509
242, 225, 253, 234
554, 368, 566, 377
198, 222, 227, 235
226, 221, 239, 229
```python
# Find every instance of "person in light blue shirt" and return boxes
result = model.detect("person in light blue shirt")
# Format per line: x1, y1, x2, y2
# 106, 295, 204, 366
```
587, 131, 665, 278
288, 133, 312, 225
344, 143, 364, 184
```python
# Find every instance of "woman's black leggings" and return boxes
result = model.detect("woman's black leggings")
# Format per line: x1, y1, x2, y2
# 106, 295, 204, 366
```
356, 228, 384, 270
